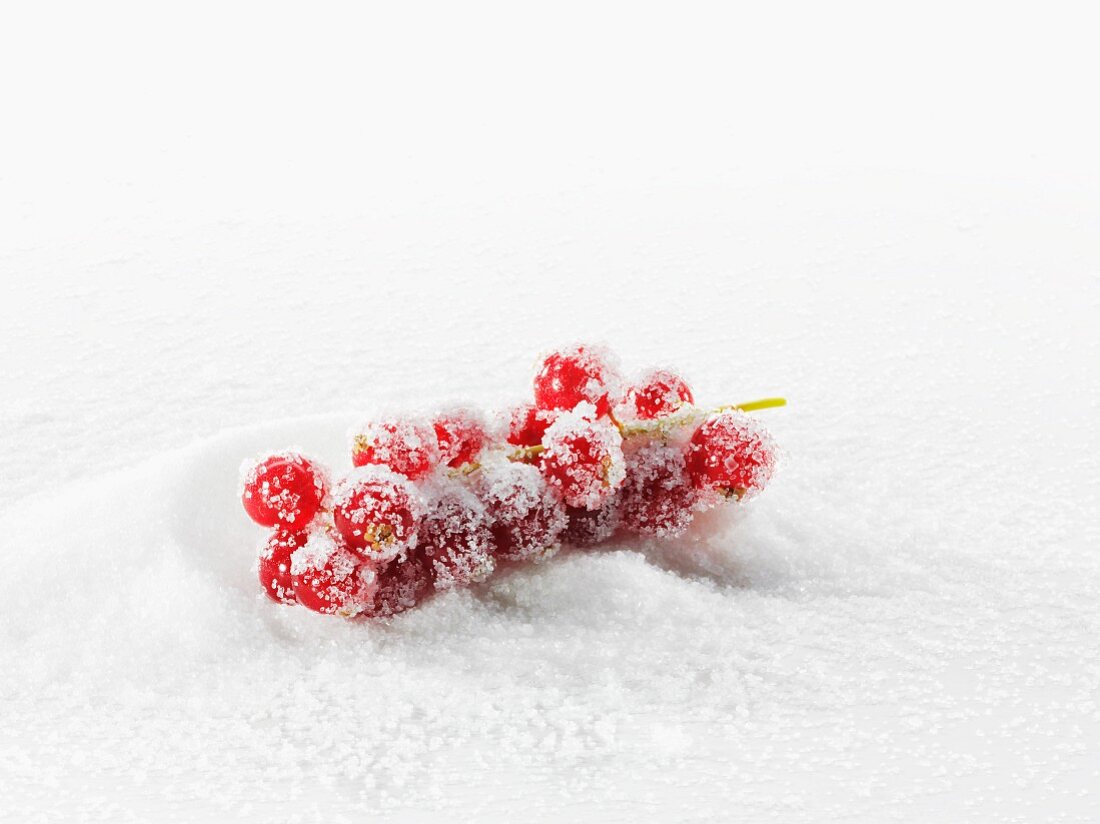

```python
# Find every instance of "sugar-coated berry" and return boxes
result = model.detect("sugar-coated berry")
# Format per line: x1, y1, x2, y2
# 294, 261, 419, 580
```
475, 458, 567, 563
623, 369, 693, 420
332, 466, 424, 561
363, 551, 434, 617
506, 403, 556, 448
351, 418, 439, 480
561, 500, 620, 548
241, 451, 327, 528
244, 342, 785, 623
619, 441, 699, 537
539, 405, 626, 510
418, 482, 496, 590
532, 344, 620, 416
290, 530, 377, 616
432, 410, 488, 468
258, 529, 306, 605
685, 411, 777, 499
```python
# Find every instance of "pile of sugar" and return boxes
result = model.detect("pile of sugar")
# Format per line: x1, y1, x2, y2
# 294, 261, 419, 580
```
1, 393, 1096, 819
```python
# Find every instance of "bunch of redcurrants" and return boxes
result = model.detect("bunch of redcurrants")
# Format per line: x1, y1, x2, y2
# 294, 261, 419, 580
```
240, 344, 784, 619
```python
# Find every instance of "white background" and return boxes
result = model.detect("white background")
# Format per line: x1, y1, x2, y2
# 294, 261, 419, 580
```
1, 2, 1098, 821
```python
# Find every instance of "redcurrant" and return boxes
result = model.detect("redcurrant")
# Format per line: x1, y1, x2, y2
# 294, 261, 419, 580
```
622, 369, 693, 420
241, 451, 326, 528
561, 500, 620, 548
258, 529, 306, 605
332, 466, 424, 561
290, 530, 377, 616
475, 458, 567, 563
618, 441, 699, 537
506, 403, 556, 448
432, 410, 488, 468
418, 481, 496, 589
351, 418, 439, 480
532, 344, 620, 416
363, 551, 434, 617
539, 405, 625, 509
685, 411, 777, 499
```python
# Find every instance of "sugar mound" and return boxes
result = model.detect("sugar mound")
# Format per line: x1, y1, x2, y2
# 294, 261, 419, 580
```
0, 412, 1096, 821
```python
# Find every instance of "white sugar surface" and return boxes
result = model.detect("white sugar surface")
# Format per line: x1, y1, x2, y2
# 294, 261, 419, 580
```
2, 6, 1100, 818
3, 194, 1098, 822
2, 348, 1097, 821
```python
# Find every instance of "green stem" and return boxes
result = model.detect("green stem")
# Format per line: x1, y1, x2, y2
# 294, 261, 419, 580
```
723, 397, 787, 413
619, 397, 788, 438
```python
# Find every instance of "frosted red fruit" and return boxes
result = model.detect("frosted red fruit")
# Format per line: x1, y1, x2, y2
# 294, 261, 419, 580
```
623, 369, 693, 420
685, 411, 777, 499
290, 531, 377, 616
432, 410, 488, 468
241, 451, 326, 528
332, 466, 424, 561
418, 482, 496, 590
351, 418, 439, 480
506, 403, 556, 448
561, 500, 620, 548
540, 406, 626, 509
619, 441, 699, 537
364, 551, 434, 617
475, 459, 567, 563
258, 530, 306, 605
532, 344, 620, 416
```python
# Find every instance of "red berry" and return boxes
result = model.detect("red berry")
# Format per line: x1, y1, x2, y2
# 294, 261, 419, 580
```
619, 441, 699, 537
432, 410, 488, 468
475, 458, 567, 563
622, 369, 693, 420
258, 529, 306, 605
332, 466, 424, 561
418, 482, 496, 590
532, 344, 620, 416
685, 411, 777, 499
290, 531, 378, 616
363, 551, 434, 617
561, 500, 620, 548
539, 406, 625, 509
506, 403, 556, 448
351, 418, 439, 480
241, 451, 327, 528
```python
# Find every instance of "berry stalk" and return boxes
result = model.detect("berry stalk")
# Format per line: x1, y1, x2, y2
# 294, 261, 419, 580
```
500, 398, 786, 463
617, 397, 787, 438
721, 397, 787, 413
